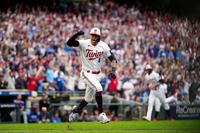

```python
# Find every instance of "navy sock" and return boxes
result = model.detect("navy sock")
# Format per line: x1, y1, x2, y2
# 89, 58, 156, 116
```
155, 111, 159, 119
96, 92, 103, 113
74, 100, 88, 114
166, 110, 171, 118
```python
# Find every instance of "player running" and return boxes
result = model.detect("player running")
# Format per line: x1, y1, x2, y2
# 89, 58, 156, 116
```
66, 27, 117, 123
142, 64, 171, 121
153, 77, 176, 121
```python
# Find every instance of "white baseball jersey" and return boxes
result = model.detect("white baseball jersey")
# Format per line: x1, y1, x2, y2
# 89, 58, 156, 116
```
159, 83, 168, 94
78, 39, 111, 71
144, 71, 160, 86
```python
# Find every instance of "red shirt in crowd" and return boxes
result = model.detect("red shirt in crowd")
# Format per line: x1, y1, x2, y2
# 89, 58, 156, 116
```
27, 76, 43, 91
109, 78, 118, 93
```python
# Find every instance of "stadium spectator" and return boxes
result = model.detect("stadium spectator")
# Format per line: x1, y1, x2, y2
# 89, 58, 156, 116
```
12, 95, 27, 123
122, 78, 134, 101
108, 77, 118, 95
0, 73, 8, 89
109, 93, 120, 119
4, 69, 15, 90
39, 95, 50, 112
28, 107, 40, 123
51, 112, 62, 123
54, 71, 66, 92
90, 109, 99, 121
27, 70, 44, 91
15, 72, 27, 89
79, 109, 90, 122
39, 107, 50, 123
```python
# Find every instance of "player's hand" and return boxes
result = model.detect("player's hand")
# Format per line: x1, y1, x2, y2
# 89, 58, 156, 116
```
108, 69, 116, 79
76, 30, 84, 36
148, 83, 158, 90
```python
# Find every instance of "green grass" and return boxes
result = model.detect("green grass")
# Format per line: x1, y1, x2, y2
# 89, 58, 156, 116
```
0, 120, 200, 133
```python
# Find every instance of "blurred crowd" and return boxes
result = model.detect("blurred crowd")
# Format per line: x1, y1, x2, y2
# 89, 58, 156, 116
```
0, 0, 200, 111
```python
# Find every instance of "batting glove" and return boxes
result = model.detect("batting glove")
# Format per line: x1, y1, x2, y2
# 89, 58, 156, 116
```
76, 30, 84, 36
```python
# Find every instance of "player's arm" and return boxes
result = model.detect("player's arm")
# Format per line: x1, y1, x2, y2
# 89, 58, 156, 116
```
108, 51, 117, 69
148, 83, 158, 90
66, 31, 84, 47
108, 51, 117, 79
148, 74, 161, 90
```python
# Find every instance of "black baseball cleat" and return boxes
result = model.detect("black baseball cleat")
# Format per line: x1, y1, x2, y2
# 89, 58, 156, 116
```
68, 111, 79, 122
68, 106, 80, 122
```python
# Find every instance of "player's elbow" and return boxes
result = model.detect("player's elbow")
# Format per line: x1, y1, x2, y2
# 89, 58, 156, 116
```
66, 39, 79, 47
66, 39, 73, 46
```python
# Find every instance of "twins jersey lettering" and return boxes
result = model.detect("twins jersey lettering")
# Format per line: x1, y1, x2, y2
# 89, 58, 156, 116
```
86, 49, 104, 60
78, 39, 111, 71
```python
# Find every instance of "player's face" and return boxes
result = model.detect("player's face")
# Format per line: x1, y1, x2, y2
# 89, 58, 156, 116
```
90, 34, 100, 46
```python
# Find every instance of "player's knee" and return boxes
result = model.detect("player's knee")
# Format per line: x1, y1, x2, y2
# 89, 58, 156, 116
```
84, 97, 93, 102
155, 105, 161, 112
96, 85, 103, 92
164, 105, 170, 110
148, 99, 154, 105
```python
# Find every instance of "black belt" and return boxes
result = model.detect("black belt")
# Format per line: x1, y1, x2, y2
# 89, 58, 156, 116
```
87, 70, 100, 74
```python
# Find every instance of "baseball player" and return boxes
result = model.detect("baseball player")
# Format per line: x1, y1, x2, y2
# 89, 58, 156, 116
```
153, 77, 175, 121
66, 27, 117, 123
142, 64, 171, 121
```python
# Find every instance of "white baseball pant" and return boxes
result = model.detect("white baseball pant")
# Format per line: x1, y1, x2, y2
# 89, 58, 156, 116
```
80, 70, 103, 102
155, 95, 177, 112
146, 89, 170, 120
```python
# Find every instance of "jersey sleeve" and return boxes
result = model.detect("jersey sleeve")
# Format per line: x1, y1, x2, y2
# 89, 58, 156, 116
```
103, 43, 111, 57
155, 73, 161, 81
78, 39, 87, 50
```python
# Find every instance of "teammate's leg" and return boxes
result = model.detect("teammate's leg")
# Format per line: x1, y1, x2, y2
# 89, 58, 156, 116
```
154, 98, 161, 120
144, 90, 156, 121
156, 91, 172, 119
166, 95, 177, 103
